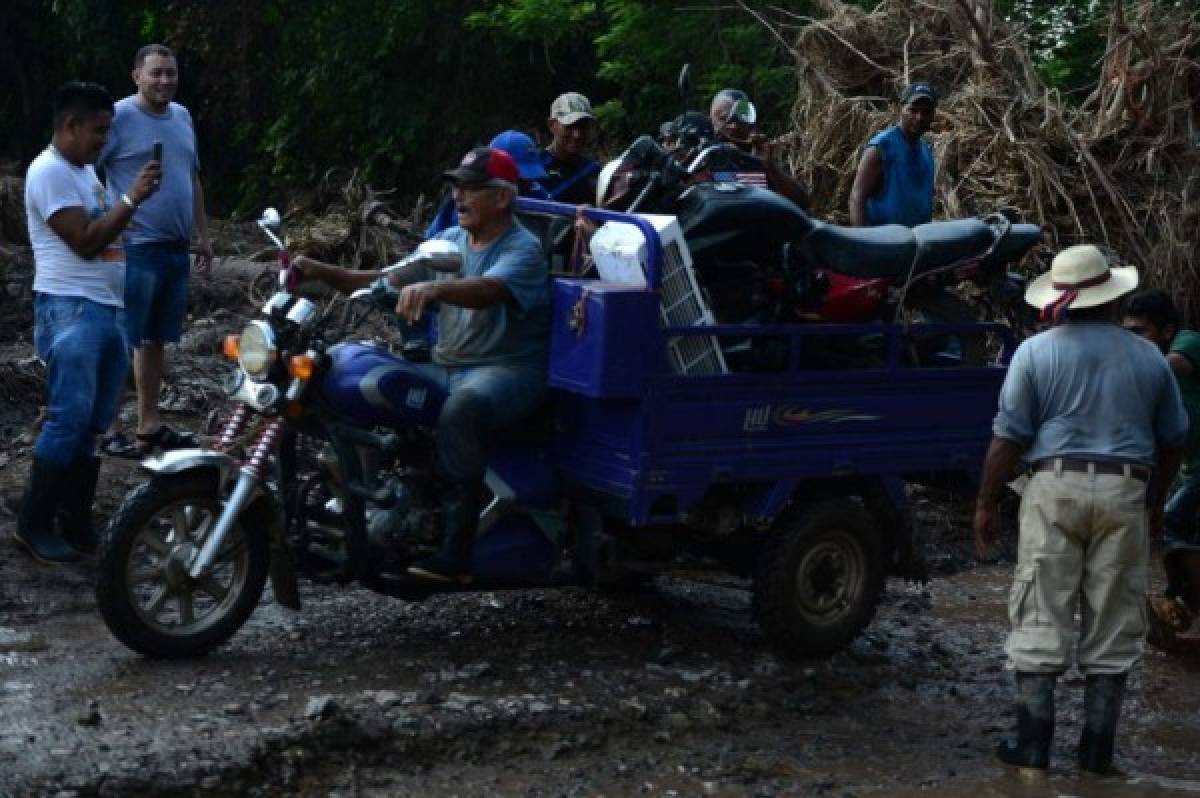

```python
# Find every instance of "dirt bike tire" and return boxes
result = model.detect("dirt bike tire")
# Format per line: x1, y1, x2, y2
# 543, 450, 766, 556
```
753, 498, 885, 660
95, 472, 270, 659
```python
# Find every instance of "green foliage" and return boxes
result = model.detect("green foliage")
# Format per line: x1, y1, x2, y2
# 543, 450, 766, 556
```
4, 0, 1167, 214
466, 0, 599, 46
999, 0, 1107, 98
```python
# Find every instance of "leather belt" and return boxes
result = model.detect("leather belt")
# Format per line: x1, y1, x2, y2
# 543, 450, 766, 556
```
1031, 457, 1150, 483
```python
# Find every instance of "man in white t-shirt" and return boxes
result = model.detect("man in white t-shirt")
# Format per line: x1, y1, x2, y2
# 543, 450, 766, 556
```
19, 81, 159, 564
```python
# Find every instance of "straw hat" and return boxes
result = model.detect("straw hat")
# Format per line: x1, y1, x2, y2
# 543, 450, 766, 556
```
1025, 245, 1138, 323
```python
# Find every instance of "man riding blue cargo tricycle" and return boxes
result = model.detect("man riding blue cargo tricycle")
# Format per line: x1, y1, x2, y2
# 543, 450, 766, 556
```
94, 143, 1040, 661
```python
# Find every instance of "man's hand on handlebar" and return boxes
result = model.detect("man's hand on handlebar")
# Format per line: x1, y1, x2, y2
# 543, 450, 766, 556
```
396, 281, 443, 323
291, 255, 329, 286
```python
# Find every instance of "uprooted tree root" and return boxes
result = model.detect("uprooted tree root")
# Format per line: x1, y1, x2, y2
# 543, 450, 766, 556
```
754, 0, 1199, 321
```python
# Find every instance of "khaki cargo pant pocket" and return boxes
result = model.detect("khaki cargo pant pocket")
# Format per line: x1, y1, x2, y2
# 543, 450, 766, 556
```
1006, 562, 1071, 671
1008, 563, 1038, 626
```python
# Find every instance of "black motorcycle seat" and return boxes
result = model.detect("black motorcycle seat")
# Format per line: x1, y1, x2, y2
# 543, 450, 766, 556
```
804, 221, 917, 278
912, 219, 995, 269
804, 218, 1003, 279
983, 223, 1042, 267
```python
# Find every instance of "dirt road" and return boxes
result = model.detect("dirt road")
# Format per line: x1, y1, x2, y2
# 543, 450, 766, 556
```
0, 254, 1196, 796
0, 501, 1197, 798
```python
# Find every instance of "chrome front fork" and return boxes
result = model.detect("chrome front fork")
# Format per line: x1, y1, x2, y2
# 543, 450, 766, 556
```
188, 413, 285, 579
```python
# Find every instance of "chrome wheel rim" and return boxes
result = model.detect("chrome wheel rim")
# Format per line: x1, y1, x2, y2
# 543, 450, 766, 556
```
125, 497, 250, 637
793, 531, 864, 626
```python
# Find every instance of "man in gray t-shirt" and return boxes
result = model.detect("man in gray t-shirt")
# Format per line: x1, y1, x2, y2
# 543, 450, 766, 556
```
975, 245, 1187, 776
294, 146, 549, 585
96, 43, 211, 457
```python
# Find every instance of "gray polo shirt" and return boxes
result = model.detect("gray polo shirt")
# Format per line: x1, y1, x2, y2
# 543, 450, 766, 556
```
993, 321, 1189, 466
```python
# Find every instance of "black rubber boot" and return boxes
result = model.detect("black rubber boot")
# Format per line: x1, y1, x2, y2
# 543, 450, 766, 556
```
1079, 673, 1127, 774
59, 455, 101, 554
996, 671, 1057, 769
15, 457, 79, 565
407, 482, 480, 584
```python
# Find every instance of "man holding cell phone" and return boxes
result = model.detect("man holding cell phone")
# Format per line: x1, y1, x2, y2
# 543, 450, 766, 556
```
97, 43, 212, 457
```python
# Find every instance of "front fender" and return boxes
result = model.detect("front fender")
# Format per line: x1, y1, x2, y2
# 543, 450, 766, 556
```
140, 448, 240, 482
140, 448, 253, 500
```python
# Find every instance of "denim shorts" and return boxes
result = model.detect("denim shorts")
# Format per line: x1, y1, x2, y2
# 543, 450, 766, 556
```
124, 242, 191, 345
33, 293, 129, 464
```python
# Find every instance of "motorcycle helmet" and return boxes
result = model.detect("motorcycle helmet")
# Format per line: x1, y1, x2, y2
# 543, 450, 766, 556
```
661, 111, 715, 164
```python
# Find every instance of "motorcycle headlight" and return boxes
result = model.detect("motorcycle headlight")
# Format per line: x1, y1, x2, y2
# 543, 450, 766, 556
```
238, 320, 277, 381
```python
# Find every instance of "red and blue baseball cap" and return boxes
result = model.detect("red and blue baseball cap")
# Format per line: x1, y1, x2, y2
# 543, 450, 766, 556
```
489, 130, 548, 181
443, 147, 520, 189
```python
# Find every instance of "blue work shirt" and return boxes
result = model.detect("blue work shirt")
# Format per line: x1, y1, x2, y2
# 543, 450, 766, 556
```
864, 125, 934, 227
431, 222, 549, 371
96, 97, 200, 245
993, 322, 1189, 466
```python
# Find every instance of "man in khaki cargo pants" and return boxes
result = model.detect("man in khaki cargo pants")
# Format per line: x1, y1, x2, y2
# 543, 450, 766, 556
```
974, 244, 1188, 775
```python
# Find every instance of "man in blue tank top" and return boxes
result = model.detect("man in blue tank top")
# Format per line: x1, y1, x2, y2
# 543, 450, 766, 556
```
848, 82, 937, 227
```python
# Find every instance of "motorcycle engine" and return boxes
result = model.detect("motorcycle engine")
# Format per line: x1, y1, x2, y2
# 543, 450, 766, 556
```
365, 477, 436, 550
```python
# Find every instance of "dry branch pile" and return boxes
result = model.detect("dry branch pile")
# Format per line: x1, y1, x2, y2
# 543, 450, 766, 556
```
772, 0, 1200, 320
283, 167, 425, 270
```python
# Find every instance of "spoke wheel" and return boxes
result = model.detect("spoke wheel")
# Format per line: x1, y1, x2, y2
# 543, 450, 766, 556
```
754, 498, 884, 660
97, 473, 269, 659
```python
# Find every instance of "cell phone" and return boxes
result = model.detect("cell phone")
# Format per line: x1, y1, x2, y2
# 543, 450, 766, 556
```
152, 140, 163, 165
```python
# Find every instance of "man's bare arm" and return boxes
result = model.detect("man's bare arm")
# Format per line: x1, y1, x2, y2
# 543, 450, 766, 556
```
396, 277, 509, 323
47, 161, 160, 259
1167, 352, 1195, 379
973, 436, 1024, 559
293, 255, 388, 294
764, 160, 811, 211
192, 176, 213, 273
848, 146, 883, 227
1149, 443, 1185, 536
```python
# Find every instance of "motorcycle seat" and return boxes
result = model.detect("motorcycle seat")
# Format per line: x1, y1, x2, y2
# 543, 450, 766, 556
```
912, 219, 995, 269
804, 218, 1003, 279
804, 222, 917, 278
982, 223, 1042, 267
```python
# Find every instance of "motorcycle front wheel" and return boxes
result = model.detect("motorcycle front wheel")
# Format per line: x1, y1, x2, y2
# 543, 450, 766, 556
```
96, 472, 270, 659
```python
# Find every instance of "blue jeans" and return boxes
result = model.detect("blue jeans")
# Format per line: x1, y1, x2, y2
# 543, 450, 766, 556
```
33, 293, 129, 465
1164, 469, 1200, 552
414, 363, 546, 483
124, 243, 191, 345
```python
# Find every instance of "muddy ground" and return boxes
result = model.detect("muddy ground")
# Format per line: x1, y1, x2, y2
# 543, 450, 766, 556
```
0, 253, 1198, 797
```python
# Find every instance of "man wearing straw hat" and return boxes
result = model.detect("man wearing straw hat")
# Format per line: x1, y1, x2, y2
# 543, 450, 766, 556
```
974, 244, 1187, 775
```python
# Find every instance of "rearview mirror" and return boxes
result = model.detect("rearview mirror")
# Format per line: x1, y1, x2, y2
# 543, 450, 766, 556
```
382, 239, 463, 277
677, 64, 692, 115
257, 207, 285, 251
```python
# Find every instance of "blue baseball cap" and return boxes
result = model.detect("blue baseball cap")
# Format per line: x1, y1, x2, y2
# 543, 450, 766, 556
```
900, 82, 938, 107
488, 130, 548, 181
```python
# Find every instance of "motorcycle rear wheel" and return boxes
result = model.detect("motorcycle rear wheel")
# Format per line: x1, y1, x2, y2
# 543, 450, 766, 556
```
96, 472, 270, 659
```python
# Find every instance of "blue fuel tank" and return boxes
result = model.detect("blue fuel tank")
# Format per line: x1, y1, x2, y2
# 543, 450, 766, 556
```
320, 342, 446, 428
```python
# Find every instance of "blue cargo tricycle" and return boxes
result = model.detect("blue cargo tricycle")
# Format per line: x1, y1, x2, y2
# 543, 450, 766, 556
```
95, 196, 1019, 660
